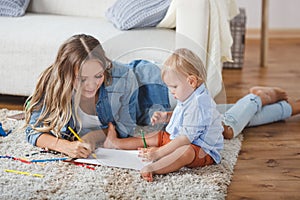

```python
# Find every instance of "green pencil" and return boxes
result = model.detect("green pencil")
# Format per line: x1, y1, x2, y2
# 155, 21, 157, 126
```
141, 130, 147, 148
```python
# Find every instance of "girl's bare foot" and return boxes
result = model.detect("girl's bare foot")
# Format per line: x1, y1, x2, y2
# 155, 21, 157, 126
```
249, 86, 288, 106
222, 125, 234, 139
289, 99, 300, 116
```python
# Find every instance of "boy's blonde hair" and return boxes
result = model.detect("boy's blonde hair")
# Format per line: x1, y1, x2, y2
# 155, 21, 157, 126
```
25, 34, 112, 138
162, 48, 207, 87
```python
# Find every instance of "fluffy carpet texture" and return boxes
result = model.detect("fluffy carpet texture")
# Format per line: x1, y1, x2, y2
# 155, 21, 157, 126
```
0, 109, 242, 199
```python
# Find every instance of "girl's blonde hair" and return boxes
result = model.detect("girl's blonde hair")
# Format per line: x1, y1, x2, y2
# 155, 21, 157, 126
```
162, 48, 207, 87
25, 34, 112, 138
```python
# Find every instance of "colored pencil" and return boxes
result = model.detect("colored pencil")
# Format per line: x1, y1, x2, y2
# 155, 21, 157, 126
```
68, 126, 83, 142
4, 169, 44, 178
141, 130, 147, 148
68, 126, 97, 159
30, 157, 68, 163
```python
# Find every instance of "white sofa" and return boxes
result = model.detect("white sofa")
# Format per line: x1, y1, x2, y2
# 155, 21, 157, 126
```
0, 0, 238, 98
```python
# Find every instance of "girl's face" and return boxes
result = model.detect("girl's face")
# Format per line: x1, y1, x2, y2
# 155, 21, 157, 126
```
163, 70, 194, 102
75, 59, 105, 98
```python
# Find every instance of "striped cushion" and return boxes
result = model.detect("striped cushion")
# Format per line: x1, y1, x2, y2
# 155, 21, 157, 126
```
106, 0, 171, 30
0, 0, 30, 16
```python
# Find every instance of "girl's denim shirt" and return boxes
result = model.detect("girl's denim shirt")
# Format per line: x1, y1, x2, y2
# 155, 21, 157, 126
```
25, 60, 170, 146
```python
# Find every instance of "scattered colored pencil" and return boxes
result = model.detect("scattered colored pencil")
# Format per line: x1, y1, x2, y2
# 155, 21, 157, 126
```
1, 155, 31, 164
25, 150, 60, 157
30, 157, 68, 163
4, 169, 44, 178
63, 160, 95, 170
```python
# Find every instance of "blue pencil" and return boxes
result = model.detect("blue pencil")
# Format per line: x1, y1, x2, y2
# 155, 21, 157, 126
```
30, 157, 68, 163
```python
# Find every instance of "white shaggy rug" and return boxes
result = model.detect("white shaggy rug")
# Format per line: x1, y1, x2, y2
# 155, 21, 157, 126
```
0, 109, 242, 200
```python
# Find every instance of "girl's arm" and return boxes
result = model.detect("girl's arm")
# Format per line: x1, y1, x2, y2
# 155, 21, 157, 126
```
103, 123, 160, 150
81, 129, 108, 150
25, 111, 92, 158
36, 133, 92, 158
107, 67, 138, 137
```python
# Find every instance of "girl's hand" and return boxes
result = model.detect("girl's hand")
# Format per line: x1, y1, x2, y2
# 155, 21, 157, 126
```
138, 147, 159, 162
63, 140, 92, 158
103, 122, 119, 149
107, 122, 116, 133
150, 111, 168, 125
36, 134, 93, 159
82, 129, 107, 151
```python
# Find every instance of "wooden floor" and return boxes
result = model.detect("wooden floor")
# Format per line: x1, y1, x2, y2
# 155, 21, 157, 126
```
224, 38, 300, 200
0, 38, 300, 199
0, 95, 26, 110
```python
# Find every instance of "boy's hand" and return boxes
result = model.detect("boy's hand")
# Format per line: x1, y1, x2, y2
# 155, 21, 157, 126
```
151, 111, 168, 125
138, 147, 159, 161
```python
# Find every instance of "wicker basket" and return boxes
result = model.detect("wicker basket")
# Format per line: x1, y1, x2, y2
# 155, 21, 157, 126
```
223, 8, 246, 69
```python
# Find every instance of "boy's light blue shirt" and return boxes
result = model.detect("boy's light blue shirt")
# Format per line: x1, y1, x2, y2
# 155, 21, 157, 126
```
166, 84, 224, 164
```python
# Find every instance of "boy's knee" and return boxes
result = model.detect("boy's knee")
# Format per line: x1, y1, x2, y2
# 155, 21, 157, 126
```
177, 145, 194, 159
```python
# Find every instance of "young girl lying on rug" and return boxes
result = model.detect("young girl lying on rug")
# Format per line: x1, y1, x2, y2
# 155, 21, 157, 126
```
24, 34, 300, 163
25, 34, 140, 158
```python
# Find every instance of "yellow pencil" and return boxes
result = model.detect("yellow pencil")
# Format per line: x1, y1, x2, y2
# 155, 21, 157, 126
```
4, 169, 44, 178
68, 126, 97, 159
68, 126, 83, 142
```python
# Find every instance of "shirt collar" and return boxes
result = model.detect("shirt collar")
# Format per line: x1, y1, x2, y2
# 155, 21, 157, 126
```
178, 83, 206, 106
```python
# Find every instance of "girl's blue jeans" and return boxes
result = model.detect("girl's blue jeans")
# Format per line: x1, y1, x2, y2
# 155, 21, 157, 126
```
217, 94, 292, 137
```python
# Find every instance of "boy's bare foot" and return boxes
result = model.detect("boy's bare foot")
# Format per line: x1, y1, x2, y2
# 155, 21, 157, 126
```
141, 166, 154, 182
249, 86, 288, 106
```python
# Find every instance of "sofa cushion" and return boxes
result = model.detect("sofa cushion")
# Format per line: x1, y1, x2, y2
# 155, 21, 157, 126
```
27, 0, 116, 18
106, 0, 171, 30
0, 0, 30, 16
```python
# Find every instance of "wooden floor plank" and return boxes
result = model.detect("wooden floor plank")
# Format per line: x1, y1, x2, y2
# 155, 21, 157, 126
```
228, 180, 300, 192
234, 158, 300, 170
230, 167, 300, 181
227, 192, 300, 200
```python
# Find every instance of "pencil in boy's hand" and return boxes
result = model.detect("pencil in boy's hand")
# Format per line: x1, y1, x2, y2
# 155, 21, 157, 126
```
140, 130, 147, 148
68, 126, 97, 159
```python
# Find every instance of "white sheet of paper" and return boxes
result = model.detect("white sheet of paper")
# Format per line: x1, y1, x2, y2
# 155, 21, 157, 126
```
75, 148, 151, 170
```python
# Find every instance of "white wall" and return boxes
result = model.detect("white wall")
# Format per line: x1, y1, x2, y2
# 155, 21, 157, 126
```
236, 0, 300, 29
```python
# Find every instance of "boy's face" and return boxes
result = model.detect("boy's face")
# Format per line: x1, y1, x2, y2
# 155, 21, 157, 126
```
163, 70, 194, 102
75, 59, 105, 98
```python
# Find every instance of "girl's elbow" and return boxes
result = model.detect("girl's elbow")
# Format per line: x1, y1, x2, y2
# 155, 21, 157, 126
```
25, 127, 38, 146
